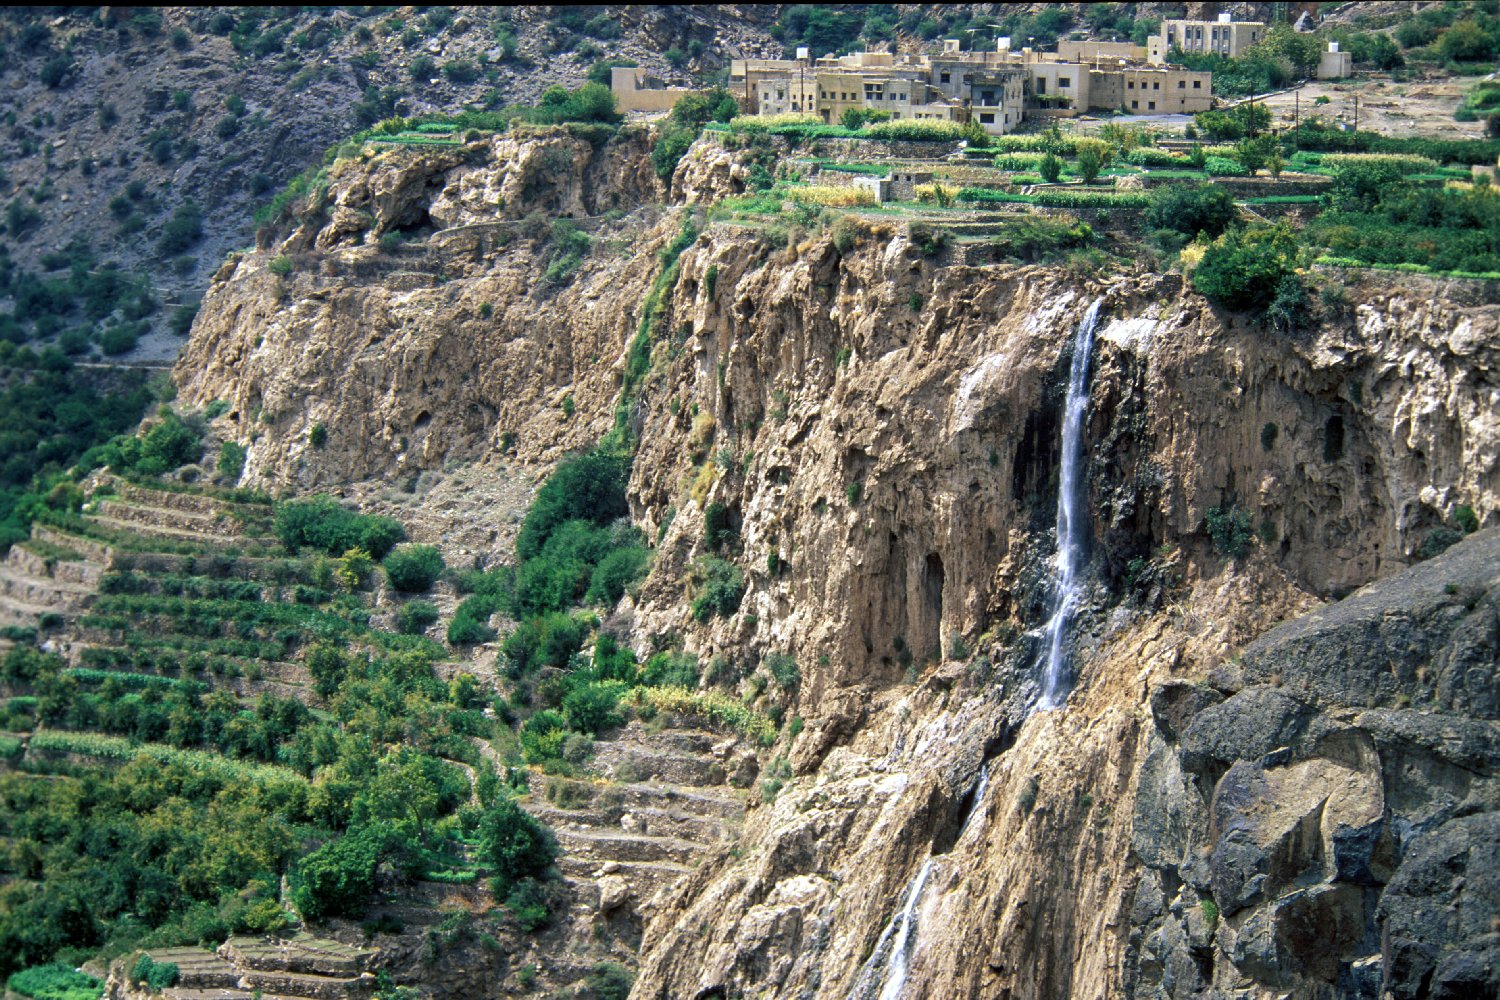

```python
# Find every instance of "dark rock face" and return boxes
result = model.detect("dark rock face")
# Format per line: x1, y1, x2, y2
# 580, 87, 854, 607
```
1126, 529, 1500, 999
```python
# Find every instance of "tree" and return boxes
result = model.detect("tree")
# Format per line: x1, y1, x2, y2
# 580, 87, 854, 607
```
1192, 225, 1303, 312
1145, 183, 1237, 239
1328, 159, 1404, 212
1039, 152, 1063, 183
1235, 134, 1277, 175
1253, 24, 1323, 76
1076, 146, 1103, 184
477, 798, 556, 897
382, 544, 444, 592
1440, 20, 1497, 63
291, 827, 395, 920
515, 450, 630, 560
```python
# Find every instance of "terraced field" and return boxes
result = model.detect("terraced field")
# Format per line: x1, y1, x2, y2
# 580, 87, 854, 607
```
0, 473, 754, 996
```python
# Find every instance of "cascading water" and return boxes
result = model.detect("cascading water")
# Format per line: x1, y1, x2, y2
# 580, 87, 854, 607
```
848, 767, 992, 999
1037, 298, 1104, 711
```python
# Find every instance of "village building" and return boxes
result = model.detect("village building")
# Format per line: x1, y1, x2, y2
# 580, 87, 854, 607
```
722, 36, 1211, 134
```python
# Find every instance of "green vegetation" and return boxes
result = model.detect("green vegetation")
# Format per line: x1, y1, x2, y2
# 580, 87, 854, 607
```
383, 544, 445, 592
1206, 504, 1255, 559
8, 964, 103, 1000
0, 361, 153, 552
274, 496, 405, 558
655, 90, 739, 182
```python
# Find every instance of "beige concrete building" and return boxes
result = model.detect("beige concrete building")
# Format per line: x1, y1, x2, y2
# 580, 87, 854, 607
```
1089, 66, 1212, 115
1149, 14, 1266, 63
1056, 40, 1148, 64
611, 67, 707, 114
730, 39, 1211, 134
1317, 42, 1353, 80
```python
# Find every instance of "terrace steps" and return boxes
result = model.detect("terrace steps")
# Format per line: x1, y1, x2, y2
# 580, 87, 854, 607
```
93, 498, 254, 541
111, 480, 272, 519
147, 934, 375, 1000
520, 718, 750, 917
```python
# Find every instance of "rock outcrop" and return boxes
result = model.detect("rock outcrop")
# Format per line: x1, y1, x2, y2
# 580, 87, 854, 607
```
171, 135, 1500, 998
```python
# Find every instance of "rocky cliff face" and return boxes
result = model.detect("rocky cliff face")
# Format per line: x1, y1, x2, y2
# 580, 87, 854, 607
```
174, 135, 1499, 998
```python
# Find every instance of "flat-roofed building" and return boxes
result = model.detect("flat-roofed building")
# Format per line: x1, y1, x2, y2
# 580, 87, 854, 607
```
1090, 65, 1212, 115
1149, 14, 1266, 63
1056, 39, 1149, 64
611, 67, 710, 114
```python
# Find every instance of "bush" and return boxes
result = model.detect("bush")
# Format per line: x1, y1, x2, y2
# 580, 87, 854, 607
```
396, 600, 440, 636
478, 798, 557, 897
383, 544, 445, 592
8, 964, 102, 1000
157, 203, 203, 255
217, 441, 246, 482
689, 556, 744, 621
504, 877, 551, 932
291, 826, 414, 921
516, 451, 630, 560
1206, 505, 1254, 559
1192, 225, 1303, 312
764, 652, 799, 691
129, 957, 179, 992
1145, 183, 1237, 240
561, 681, 624, 733
584, 963, 634, 1000
275, 496, 406, 558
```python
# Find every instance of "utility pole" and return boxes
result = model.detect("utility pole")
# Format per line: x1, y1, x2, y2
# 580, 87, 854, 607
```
1353, 93, 1359, 132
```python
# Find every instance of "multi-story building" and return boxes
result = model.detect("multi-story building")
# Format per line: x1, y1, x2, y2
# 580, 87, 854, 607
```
1148, 14, 1266, 63
718, 37, 1214, 134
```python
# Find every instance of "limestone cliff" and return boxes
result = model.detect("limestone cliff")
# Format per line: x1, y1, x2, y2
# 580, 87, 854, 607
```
173, 134, 1499, 998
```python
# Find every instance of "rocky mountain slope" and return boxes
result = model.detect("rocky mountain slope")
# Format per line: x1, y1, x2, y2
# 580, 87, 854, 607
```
161, 128, 1499, 997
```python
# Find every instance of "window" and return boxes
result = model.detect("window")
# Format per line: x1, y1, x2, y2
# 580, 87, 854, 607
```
1128, 80, 1135, 89
940, 72, 951, 83
1148, 101, 1156, 110
1153, 81, 1160, 90
1059, 77, 1070, 88
1193, 80, 1201, 88
1178, 80, 1185, 88
1131, 100, 1138, 109
980, 112, 994, 123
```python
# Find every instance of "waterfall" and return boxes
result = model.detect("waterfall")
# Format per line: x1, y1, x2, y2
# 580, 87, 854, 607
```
849, 857, 935, 1000
1038, 298, 1104, 711
849, 767, 990, 999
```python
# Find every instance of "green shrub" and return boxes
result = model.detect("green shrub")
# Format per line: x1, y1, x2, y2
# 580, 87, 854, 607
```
689, 556, 744, 621
478, 797, 557, 897
1145, 182, 1236, 239
516, 451, 630, 560
1419, 525, 1463, 559
504, 877, 551, 932
383, 544, 445, 592
291, 826, 415, 921
1206, 504, 1254, 559
584, 962, 633, 1000
519, 709, 569, 762
8, 964, 103, 1000
1193, 226, 1303, 312
764, 652, 799, 691
562, 681, 625, 733
217, 441, 247, 481
396, 600, 440, 636
268, 255, 293, 277
275, 496, 406, 558
641, 650, 698, 688
129, 957, 179, 992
